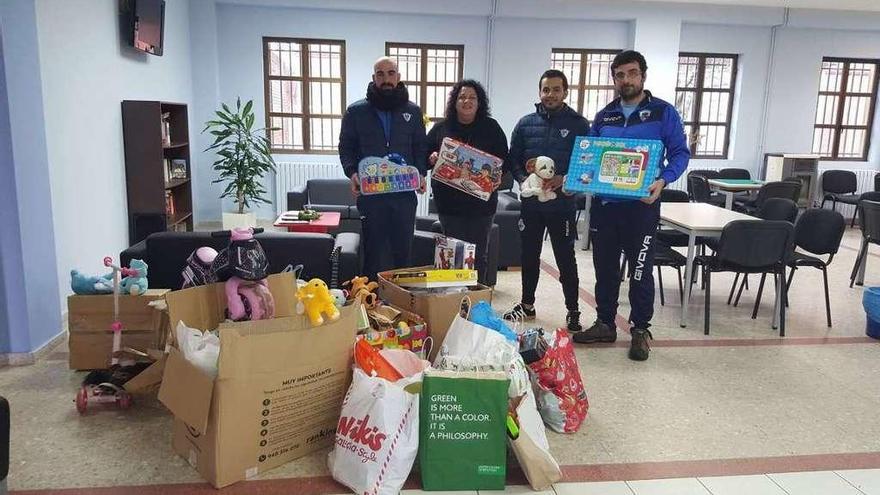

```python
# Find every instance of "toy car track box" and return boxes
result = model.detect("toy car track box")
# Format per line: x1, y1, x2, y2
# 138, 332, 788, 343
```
432, 138, 504, 201
358, 156, 421, 195
564, 136, 664, 199
434, 235, 477, 270
158, 272, 359, 488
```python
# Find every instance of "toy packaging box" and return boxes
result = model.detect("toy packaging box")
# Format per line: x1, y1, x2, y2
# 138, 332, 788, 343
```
432, 138, 503, 201
358, 156, 421, 195
434, 235, 477, 270
564, 136, 664, 199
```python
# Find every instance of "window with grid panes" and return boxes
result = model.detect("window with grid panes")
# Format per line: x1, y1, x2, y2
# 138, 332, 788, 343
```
385, 43, 463, 128
263, 38, 346, 153
550, 49, 619, 123
675, 53, 738, 159
812, 58, 879, 161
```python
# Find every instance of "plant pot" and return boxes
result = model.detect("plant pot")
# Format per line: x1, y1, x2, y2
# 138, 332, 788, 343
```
222, 211, 256, 230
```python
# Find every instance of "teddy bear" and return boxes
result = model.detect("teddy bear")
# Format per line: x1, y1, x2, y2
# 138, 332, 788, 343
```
343, 276, 379, 309
120, 259, 149, 295
296, 278, 341, 326
70, 269, 114, 295
520, 156, 557, 202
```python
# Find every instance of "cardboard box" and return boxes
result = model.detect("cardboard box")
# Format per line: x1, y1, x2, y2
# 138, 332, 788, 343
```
377, 267, 492, 361
158, 273, 358, 488
67, 289, 170, 370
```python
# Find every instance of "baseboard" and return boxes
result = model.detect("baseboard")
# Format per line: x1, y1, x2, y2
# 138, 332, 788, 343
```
0, 324, 67, 368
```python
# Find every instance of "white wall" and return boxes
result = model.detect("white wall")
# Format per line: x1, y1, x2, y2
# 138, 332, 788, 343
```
490, 17, 629, 134
765, 26, 880, 169
205, 3, 489, 220
680, 23, 773, 173
36, 0, 194, 304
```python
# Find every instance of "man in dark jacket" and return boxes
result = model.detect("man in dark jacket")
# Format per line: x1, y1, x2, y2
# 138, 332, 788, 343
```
338, 57, 427, 279
503, 69, 590, 333
573, 50, 690, 362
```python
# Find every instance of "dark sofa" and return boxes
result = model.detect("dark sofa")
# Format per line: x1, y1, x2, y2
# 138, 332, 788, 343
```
287, 179, 360, 234
121, 230, 360, 289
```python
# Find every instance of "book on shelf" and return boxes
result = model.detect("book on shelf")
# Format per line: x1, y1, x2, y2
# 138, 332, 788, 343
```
163, 159, 171, 184
165, 191, 175, 216
169, 159, 187, 180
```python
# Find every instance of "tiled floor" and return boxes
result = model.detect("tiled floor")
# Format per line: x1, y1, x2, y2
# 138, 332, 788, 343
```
3, 225, 880, 494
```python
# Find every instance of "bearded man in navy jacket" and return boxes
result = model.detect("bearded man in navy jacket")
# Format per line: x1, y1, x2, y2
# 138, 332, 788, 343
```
573, 50, 690, 362
339, 57, 427, 279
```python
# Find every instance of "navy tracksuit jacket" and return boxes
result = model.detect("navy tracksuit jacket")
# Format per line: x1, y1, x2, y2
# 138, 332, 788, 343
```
589, 91, 690, 328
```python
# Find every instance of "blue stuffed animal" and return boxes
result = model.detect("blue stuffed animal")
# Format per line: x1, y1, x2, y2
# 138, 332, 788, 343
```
70, 270, 114, 295
120, 259, 149, 295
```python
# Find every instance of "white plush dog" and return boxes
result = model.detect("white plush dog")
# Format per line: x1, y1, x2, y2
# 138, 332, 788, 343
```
520, 156, 557, 202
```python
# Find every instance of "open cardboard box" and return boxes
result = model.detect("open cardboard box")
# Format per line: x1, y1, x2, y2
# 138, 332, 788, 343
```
67, 289, 170, 370
158, 273, 358, 488
377, 266, 492, 361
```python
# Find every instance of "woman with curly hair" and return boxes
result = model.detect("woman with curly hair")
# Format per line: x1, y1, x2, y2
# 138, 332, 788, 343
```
426, 79, 509, 285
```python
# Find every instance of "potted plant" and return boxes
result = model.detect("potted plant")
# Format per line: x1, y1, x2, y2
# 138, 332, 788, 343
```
203, 98, 277, 229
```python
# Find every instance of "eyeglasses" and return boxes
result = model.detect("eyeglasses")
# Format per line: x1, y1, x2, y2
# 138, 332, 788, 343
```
457, 95, 478, 102
613, 69, 642, 81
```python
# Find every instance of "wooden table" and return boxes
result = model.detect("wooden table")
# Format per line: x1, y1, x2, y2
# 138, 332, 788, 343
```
274, 211, 341, 233
708, 179, 764, 209
660, 203, 756, 327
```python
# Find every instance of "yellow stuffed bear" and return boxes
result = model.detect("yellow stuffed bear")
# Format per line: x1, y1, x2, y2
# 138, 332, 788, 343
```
296, 278, 340, 326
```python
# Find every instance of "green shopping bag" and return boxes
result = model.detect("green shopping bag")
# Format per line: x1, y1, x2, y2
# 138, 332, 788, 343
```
419, 370, 510, 491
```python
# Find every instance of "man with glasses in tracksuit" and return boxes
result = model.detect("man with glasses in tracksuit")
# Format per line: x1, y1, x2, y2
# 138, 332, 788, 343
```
573, 50, 690, 361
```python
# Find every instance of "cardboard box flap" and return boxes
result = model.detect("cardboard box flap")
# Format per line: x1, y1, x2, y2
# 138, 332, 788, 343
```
165, 273, 297, 332
158, 347, 214, 433
216, 304, 359, 380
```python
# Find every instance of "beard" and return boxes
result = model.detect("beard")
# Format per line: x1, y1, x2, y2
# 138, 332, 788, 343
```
366, 81, 409, 111
619, 82, 643, 99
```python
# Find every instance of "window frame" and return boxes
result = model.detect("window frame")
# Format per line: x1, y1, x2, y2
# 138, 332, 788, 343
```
262, 36, 347, 155
385, 42, 464, 123
812, 57, 880, 162
550, 48, 620, 123
675, 52, 739, 160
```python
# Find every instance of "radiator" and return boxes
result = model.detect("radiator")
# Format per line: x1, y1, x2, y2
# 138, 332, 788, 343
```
274, 161, 431, 216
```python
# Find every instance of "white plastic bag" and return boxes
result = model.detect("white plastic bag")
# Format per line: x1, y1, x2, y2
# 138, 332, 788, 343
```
435, 312, 530, 398
328, 367, 423, 495
175, 320, 220, 378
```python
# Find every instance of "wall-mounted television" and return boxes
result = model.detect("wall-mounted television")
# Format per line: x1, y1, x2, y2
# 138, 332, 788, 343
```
121, 0, 165, 56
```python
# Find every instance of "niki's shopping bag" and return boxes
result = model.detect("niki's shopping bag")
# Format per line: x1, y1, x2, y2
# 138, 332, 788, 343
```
419, 370, 509, 491
328, 350, 428, 495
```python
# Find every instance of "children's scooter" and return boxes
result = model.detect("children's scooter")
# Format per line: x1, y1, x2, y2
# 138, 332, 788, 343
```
75, 257, 141, 414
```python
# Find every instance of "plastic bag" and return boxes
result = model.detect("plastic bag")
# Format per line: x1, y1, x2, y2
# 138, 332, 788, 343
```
469, 301, 517, 342
864, 286, 880, 321
528, 328, 589, 433
509, 391, 561, 490
328, 362, 425, 495
175, 321, 220, 378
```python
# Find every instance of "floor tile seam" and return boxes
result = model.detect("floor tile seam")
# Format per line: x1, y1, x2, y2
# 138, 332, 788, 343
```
765, 473, 793, 495
833, 470, 870, 495
694, 477, 714, 494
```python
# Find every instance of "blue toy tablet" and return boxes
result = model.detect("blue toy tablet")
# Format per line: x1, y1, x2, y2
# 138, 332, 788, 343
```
564, 136, 664, 199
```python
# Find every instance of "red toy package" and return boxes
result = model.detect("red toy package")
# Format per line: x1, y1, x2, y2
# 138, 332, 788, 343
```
527, 328, 589, 433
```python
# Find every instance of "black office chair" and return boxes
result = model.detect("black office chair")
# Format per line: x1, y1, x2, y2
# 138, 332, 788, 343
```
851, 191, 880, 228
851, 200, 880, 287
657, 189, 692, 248
688, 174, 726, 207
718, 168, 751, 180
654, 241, 686, 306
726, 198, 798, 307
821, 170, 860, 215
697, 220, 794, 336
764, 209, 846, 327
1, 395, 8, 490
735, 181, 800, 215
874, 172, 880, 193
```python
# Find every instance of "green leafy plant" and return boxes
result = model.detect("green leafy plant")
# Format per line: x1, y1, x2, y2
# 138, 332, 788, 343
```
203, 98, 277, 214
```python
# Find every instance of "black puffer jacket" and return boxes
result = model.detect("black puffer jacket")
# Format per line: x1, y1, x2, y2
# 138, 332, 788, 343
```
338, 97, 427, 178
508, 103, 590, 211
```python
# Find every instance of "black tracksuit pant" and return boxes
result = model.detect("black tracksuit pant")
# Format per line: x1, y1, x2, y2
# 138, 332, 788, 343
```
357, 191, 417, 279
519, 208, 579, 311
590, 199, 660, 329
